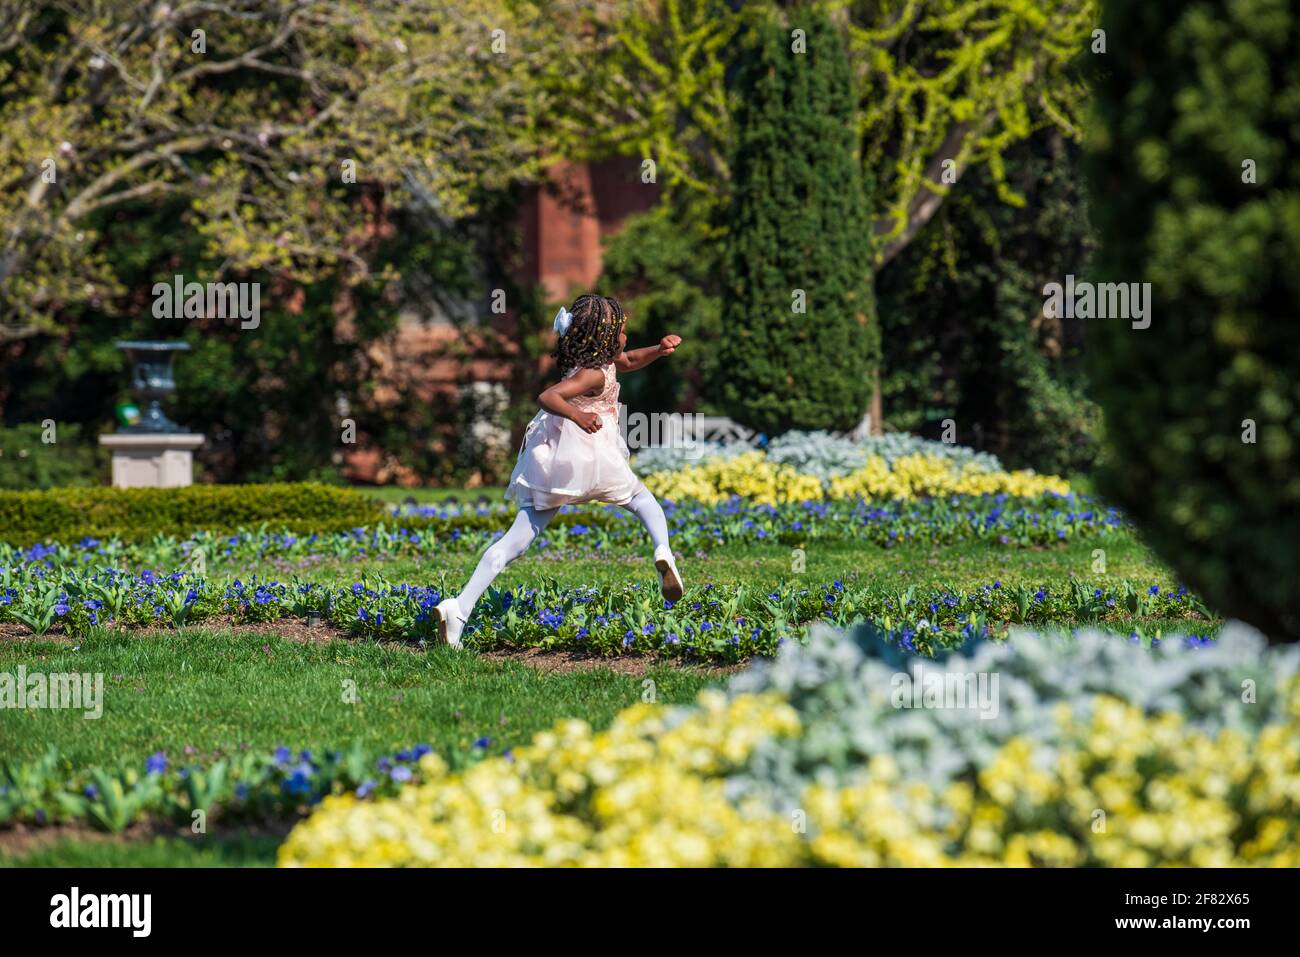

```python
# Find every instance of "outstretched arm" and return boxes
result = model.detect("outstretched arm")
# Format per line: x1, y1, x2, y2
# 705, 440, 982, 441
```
615, 335, 683, 373
539, 367, 607, 433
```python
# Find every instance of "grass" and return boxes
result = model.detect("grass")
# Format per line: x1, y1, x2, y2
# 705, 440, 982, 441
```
259, 534, 1177, 592
1, 537, 1192, 768
2, 831, 283, 867
0, 630, 715, 768
1, 526, 1196, 866
0, 621, 716, 867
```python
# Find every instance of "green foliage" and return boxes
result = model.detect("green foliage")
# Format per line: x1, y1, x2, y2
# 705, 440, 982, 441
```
0, 1, 570, 483
0, 742, 450, 833
606, 123, 1102, 472
0, 482, 384, 545
847, 0, 1098, 265
718, 12, 878, 433
0, 561, 1213, 661
2, 199, 484, 484
1085, 0, 1300, 638
0, 0, 577, 337
569, 0, 1097, 269
877, 132, 1101, 475
558, 0, 739, 203
0, 423, 105, 490
598, 205, 724, 413
590, 0, 1102, 444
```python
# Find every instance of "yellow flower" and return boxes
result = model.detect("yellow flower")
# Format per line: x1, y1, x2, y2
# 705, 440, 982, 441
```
279, 684, 1300, 868
279, 691, 801, 868
643, 450, 1070, 505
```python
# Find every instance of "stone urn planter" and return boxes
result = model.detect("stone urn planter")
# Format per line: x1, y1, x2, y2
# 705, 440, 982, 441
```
98, 341, 204, 488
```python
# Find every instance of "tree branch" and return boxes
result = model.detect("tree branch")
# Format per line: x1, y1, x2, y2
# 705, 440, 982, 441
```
873, 119, 972, 268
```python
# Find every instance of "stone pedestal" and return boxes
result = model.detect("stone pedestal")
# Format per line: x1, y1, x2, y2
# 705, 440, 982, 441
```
98, 433, 204, 488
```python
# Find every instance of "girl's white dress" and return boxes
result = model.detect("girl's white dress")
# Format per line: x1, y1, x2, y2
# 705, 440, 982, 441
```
506, 363, 644, 510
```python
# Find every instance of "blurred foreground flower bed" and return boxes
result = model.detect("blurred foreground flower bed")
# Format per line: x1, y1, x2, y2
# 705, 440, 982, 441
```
279, 623, 1300, 867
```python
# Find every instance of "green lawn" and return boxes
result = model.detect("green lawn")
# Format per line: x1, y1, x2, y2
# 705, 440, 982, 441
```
0, 627, 716, 867
260, 534, 1176, 592
0, 630, 717, 769
1, 530, 1197, 866
5, 831, 284, 867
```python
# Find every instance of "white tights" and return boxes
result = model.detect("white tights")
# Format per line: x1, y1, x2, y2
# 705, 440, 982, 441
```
452, 489, 672, 614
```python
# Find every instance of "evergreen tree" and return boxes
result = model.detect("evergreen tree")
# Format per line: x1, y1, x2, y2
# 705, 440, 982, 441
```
1086, 0, 1300, 639
718, 11, 877, 434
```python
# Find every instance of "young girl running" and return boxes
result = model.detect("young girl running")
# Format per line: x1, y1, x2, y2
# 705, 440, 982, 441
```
432, 294, 684, 647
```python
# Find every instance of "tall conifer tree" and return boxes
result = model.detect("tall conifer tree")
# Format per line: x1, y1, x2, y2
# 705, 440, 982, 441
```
719, 10, 877, 434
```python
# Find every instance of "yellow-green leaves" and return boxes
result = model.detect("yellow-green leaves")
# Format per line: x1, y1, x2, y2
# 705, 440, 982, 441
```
0, 1, 576, 335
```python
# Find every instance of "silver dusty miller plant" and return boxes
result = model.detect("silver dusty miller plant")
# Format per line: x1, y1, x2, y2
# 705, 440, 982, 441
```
722, 621, 1299, 811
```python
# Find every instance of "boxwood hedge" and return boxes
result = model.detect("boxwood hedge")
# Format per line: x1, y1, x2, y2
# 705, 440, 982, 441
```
0, 482, 386, 545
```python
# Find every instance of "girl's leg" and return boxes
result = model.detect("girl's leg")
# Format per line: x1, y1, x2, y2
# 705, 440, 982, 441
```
620, 487, 683, 601
620, 487, 671, 553
454, 505, 558, 614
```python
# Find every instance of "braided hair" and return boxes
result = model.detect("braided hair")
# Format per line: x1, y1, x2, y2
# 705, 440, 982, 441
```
552, 294, 626, 376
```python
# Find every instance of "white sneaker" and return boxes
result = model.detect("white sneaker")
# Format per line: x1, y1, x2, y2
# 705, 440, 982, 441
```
654, 546, 684, 603
432, 597, 466, 648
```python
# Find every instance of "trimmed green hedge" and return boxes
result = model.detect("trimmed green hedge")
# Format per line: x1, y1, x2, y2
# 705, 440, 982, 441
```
0, 483, 386, 545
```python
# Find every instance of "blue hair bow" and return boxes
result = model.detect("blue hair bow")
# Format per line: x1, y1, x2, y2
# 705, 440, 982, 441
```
553, 306, 574, 336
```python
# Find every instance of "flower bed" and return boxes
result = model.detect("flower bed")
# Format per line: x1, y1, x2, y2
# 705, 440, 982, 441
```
277, 623, 1300, 867
2, 493, 1124, 574
0, 563, 1215, 659
632, 429, 1005, 478
639, 449, 1069, 506
0, 741, 468, 832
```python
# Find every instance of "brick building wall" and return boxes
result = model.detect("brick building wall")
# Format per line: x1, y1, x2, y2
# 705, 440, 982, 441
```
517, 157, 659, 301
